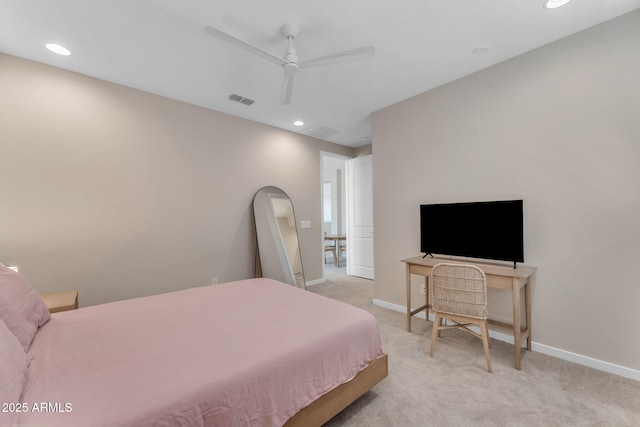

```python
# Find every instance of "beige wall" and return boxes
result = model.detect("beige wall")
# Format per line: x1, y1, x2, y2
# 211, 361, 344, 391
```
353, 144, 372, 157
372, 10, 640, 371
0, 53, 353, 307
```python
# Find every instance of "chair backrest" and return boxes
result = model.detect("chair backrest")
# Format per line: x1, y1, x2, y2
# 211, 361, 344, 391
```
324, 232, 335, 249
431, 263, 488, 319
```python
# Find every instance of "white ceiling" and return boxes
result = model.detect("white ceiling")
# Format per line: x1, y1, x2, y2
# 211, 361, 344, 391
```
1, 0, 639, 147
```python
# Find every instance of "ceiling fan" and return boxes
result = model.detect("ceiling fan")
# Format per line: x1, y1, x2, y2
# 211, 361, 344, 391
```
203, 23, 375, 105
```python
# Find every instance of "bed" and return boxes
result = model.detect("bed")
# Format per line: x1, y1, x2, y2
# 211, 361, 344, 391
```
0, 264, 387, 427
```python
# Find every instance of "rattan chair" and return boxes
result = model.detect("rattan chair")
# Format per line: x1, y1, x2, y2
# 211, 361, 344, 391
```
429, 263, 492, 373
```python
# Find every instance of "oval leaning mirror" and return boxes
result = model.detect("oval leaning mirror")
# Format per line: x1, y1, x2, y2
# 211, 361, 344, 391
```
253, 186, 306, 289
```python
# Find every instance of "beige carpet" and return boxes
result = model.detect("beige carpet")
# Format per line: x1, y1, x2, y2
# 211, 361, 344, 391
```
308, 271, 640, 426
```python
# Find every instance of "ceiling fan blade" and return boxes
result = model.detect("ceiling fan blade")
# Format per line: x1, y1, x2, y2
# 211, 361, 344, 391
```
280, 72, 296, 105
298, 45, 375, 69
203, 25, 286, 66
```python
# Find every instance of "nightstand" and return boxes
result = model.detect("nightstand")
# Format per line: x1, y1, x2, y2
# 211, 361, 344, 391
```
40, 290, 79, 313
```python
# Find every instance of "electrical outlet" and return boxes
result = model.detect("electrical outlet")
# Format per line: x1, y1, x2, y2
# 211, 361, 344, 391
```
421, 284, 426, 294
211, 277, 218, 285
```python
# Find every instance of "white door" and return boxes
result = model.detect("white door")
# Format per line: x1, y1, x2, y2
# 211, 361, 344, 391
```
346, 155, 374, 279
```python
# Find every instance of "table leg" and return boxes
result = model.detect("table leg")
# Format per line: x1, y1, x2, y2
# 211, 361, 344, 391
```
512, 278, 522, 370
424, 275, 429, 322
406, 264, 412, 332
525, 278, 532, 351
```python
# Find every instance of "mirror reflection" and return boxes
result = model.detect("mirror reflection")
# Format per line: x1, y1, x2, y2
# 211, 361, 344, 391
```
253, 186, 305, 289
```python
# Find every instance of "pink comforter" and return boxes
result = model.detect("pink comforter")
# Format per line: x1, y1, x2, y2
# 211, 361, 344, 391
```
17, 278, 382, 426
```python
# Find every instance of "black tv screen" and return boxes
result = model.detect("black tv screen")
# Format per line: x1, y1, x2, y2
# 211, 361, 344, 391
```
420, 200, 524, 264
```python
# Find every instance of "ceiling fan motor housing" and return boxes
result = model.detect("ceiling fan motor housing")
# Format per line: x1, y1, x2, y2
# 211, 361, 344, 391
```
283, 44, 299, 74
283, 61, 299, 75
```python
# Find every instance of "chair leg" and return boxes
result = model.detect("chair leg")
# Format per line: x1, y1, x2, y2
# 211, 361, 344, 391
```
436, 315, 443, 338
429, 313, 441, 357
480, 320, 492, 373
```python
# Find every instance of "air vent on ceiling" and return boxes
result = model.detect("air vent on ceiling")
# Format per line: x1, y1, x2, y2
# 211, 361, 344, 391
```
228, 93, 255, 106
302, 123, 344, 139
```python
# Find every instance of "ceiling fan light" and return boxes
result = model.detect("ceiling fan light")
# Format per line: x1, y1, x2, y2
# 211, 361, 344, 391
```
544, 0, 572, 9
45, 43, 71, 56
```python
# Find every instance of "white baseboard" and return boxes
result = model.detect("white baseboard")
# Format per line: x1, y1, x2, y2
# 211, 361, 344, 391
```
372, 298, 640, 382
530, 343, 640, 382
306, 278, 325, 287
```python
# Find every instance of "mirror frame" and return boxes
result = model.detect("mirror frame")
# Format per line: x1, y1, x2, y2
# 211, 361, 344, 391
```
253, 186, 306, 289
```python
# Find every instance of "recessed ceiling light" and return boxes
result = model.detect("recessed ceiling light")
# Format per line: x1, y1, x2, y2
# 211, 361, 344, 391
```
293, 120, 304, 126
45, 43, 71, 56
544, 0, 572, 9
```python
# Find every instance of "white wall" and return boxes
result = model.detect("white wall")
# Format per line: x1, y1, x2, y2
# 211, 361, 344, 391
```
372, 11, 640, 371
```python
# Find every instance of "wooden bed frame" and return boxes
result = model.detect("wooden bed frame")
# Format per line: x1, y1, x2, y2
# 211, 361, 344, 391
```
285, 353, 388, 426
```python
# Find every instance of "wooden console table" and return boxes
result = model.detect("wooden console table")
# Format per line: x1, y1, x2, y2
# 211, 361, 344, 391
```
402, 256, 536, 370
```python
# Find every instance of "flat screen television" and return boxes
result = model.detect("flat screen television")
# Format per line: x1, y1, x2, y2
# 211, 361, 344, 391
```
420, 200, 524, 266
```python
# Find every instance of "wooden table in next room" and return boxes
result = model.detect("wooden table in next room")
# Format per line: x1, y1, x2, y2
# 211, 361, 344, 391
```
325, 235, 346, 267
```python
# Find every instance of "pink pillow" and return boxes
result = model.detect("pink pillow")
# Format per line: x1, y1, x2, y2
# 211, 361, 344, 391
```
0, 317, 29, 426
0, 264, 50, 352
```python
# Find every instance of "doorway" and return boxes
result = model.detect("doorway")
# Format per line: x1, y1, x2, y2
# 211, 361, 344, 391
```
321, 153, 348, 277
321, 152, 375, 280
